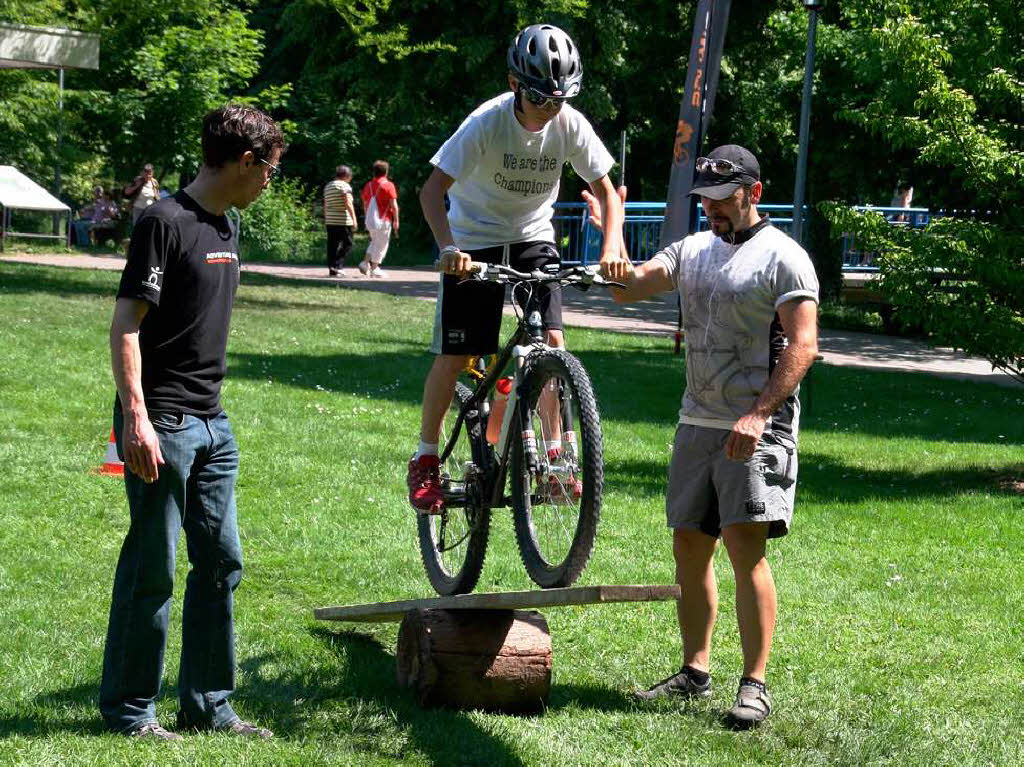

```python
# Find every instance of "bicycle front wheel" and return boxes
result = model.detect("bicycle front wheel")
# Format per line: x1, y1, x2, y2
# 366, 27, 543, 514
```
417, 382, 492, 595
511, 350, 603, 588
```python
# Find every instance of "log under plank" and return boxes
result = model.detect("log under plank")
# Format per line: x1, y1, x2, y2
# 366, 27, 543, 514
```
396, 609, 551, 713
313, 584, 680, 623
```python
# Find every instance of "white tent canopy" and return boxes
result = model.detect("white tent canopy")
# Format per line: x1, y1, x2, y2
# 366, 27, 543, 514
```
0, 165, 71, 250
0, 165, 70, 211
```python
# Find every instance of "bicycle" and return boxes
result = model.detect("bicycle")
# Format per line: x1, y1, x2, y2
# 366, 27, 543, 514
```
418, 261, 623, 596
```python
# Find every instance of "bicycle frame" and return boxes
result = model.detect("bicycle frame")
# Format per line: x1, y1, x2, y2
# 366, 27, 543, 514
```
438, 296, 550, 511
436, 261, 619, 513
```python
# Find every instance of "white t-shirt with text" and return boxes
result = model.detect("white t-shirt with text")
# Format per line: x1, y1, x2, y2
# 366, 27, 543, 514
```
430, 92, 614, 250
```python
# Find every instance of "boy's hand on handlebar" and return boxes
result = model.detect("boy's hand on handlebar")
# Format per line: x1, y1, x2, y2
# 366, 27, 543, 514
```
439, 248, 474, 276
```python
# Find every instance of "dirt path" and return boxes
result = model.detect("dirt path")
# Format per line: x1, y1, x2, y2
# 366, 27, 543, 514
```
4, 252, 1019, 388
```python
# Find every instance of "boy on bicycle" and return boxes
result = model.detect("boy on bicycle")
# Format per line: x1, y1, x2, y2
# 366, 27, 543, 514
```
409, 23, 629, 513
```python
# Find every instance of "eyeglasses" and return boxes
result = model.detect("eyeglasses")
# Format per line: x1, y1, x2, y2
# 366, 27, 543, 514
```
695, 157, 746, 177
519, 85, 569, 109
259, 158, 281, 178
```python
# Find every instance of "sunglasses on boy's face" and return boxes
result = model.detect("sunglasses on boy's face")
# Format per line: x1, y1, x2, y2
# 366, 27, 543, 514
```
519, 85, 569, 109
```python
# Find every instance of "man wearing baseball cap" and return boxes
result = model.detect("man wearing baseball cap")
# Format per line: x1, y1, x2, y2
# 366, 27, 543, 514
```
585, 144, 819, 728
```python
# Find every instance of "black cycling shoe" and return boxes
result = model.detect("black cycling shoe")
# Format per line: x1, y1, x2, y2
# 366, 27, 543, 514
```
634, 666, 712, 701
724, 679, 772, 729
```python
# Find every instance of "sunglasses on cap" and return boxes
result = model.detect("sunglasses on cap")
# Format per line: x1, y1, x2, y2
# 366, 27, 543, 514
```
695, 156, 751, 178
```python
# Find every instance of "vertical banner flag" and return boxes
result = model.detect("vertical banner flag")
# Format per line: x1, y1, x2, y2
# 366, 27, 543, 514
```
660, 0, 732, 248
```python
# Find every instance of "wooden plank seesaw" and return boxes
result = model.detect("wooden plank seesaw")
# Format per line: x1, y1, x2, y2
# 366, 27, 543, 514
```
313, 584, 680, 713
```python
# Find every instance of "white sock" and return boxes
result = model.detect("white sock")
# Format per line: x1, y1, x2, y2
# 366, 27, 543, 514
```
414, 441, 439, 459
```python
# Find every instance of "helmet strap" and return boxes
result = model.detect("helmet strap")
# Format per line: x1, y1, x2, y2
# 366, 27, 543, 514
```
513, 86, 525, 114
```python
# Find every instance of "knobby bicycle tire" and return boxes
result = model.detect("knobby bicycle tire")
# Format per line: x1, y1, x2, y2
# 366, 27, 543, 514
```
510, 349, 603, 588
417, 382, 492, 595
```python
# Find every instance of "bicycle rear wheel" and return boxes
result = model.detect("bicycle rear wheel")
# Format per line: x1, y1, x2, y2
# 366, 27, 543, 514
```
511, 350, 603, 588
417, 382, 492, 595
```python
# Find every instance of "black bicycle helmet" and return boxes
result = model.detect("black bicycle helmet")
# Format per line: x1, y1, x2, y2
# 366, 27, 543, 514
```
507, 24, 583, 98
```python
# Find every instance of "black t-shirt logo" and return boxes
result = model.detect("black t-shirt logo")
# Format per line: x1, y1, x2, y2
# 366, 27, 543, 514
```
144, 266, 163, 293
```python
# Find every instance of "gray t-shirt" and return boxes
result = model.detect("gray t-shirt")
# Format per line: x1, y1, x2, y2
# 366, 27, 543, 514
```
653, 223, 819, 436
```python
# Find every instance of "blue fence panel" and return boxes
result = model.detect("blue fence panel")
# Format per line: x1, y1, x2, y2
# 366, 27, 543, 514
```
553, 201, 938, 271
553, 201, 806, 265
840, 206, 931, 271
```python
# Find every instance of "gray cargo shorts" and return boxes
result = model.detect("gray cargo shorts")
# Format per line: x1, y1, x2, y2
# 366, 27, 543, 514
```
666, 424, 798, 539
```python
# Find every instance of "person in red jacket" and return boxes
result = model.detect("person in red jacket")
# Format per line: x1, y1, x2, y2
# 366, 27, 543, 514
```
359, 160, 400, 277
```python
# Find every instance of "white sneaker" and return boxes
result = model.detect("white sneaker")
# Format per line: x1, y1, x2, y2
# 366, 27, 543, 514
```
358, 260, 371, 276
371, 266, 387, 278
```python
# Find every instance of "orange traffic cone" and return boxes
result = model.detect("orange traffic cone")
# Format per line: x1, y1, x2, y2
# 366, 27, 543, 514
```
99, 427, 124, 476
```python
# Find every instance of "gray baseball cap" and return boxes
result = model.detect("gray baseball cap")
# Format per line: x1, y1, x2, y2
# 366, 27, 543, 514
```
688, 144, 761, 200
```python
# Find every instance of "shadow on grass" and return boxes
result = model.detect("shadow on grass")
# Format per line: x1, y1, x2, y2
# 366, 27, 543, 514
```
797, 453, 1024, 505
0, 681, 107, 737
0, 261, 118, 299
547, 682, 641, 713
604, 457, 669, 499
286, 626, 643, 763
239, 269, 440, 303
598, 451, 1023, 506
303, 627, 528, 765
227, 343, 1024, 446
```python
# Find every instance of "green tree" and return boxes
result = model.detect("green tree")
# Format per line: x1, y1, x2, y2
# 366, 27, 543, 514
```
822, 0, 1023, 382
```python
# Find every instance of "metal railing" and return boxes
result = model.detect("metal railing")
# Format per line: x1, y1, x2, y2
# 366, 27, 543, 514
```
552, 202, 801, 265
840, 206, 931, 272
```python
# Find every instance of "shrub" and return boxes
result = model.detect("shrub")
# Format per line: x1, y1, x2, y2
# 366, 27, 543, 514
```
239, 177, 320, 263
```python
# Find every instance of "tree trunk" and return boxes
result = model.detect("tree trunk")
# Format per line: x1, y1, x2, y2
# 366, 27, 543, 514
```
396, 608, 552, 714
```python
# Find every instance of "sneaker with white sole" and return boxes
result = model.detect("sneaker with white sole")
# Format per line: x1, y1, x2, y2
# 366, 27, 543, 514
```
357, 260, 371, 276
370, 266, 387, 278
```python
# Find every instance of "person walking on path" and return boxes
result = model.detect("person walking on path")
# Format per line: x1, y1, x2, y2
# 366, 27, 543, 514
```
100, 104, 283, 741
406, 23, 629, 513
586, 144, 819, 729
359, 160, 399, 277
324, 164, 358, 276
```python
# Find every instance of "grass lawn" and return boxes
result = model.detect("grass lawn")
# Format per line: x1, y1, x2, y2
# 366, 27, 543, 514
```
0, 261, 1021, 766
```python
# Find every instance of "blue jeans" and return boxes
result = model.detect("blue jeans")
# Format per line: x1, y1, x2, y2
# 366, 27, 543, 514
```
72, 219, 93, 246
100, 405, 243, 733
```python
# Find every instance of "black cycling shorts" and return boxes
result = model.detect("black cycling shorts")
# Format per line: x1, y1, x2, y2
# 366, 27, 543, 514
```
429, 240, 563, 355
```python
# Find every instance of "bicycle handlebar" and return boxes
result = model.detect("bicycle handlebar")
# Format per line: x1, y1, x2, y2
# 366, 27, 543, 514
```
433, 259, 627, 289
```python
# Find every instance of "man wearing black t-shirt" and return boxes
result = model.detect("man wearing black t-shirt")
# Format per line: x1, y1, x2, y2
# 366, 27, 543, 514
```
100, 105, 284, 741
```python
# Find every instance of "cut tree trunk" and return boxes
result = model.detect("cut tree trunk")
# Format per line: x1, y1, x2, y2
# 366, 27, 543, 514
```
396, 608, 552, 713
